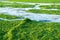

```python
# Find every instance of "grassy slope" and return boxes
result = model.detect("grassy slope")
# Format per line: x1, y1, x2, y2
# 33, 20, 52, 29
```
0, 20, 21, 40
40, 5, 60, 9
0, 14, 24, 19
0, 2, 34, 8
9, 0, 60, 3
26, 9, 60, 15
0, 19, 60, 40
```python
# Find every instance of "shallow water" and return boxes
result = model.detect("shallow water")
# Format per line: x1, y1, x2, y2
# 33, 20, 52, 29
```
0, 1, 60, 22
0, 7, 60, 22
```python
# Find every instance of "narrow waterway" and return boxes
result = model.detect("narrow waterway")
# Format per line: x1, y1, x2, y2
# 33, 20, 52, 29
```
0, 7, 60, 22
0, 1, 60, 22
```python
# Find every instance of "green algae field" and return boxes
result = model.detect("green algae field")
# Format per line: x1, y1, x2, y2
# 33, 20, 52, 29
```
0, 0, 60, 40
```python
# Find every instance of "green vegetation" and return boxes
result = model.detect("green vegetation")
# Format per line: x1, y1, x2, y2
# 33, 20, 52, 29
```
9, 0, 60, 3
40, 5, 60, 9
0, 14, 24, 19
0, 2, 34, 8
26, 9, 60, 14
0, 19, 60, 40
0, 19, 22, 40
0, 0, 60, 40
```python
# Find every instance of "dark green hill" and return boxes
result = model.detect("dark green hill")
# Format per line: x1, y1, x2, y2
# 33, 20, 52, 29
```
0, 19, 60, 40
